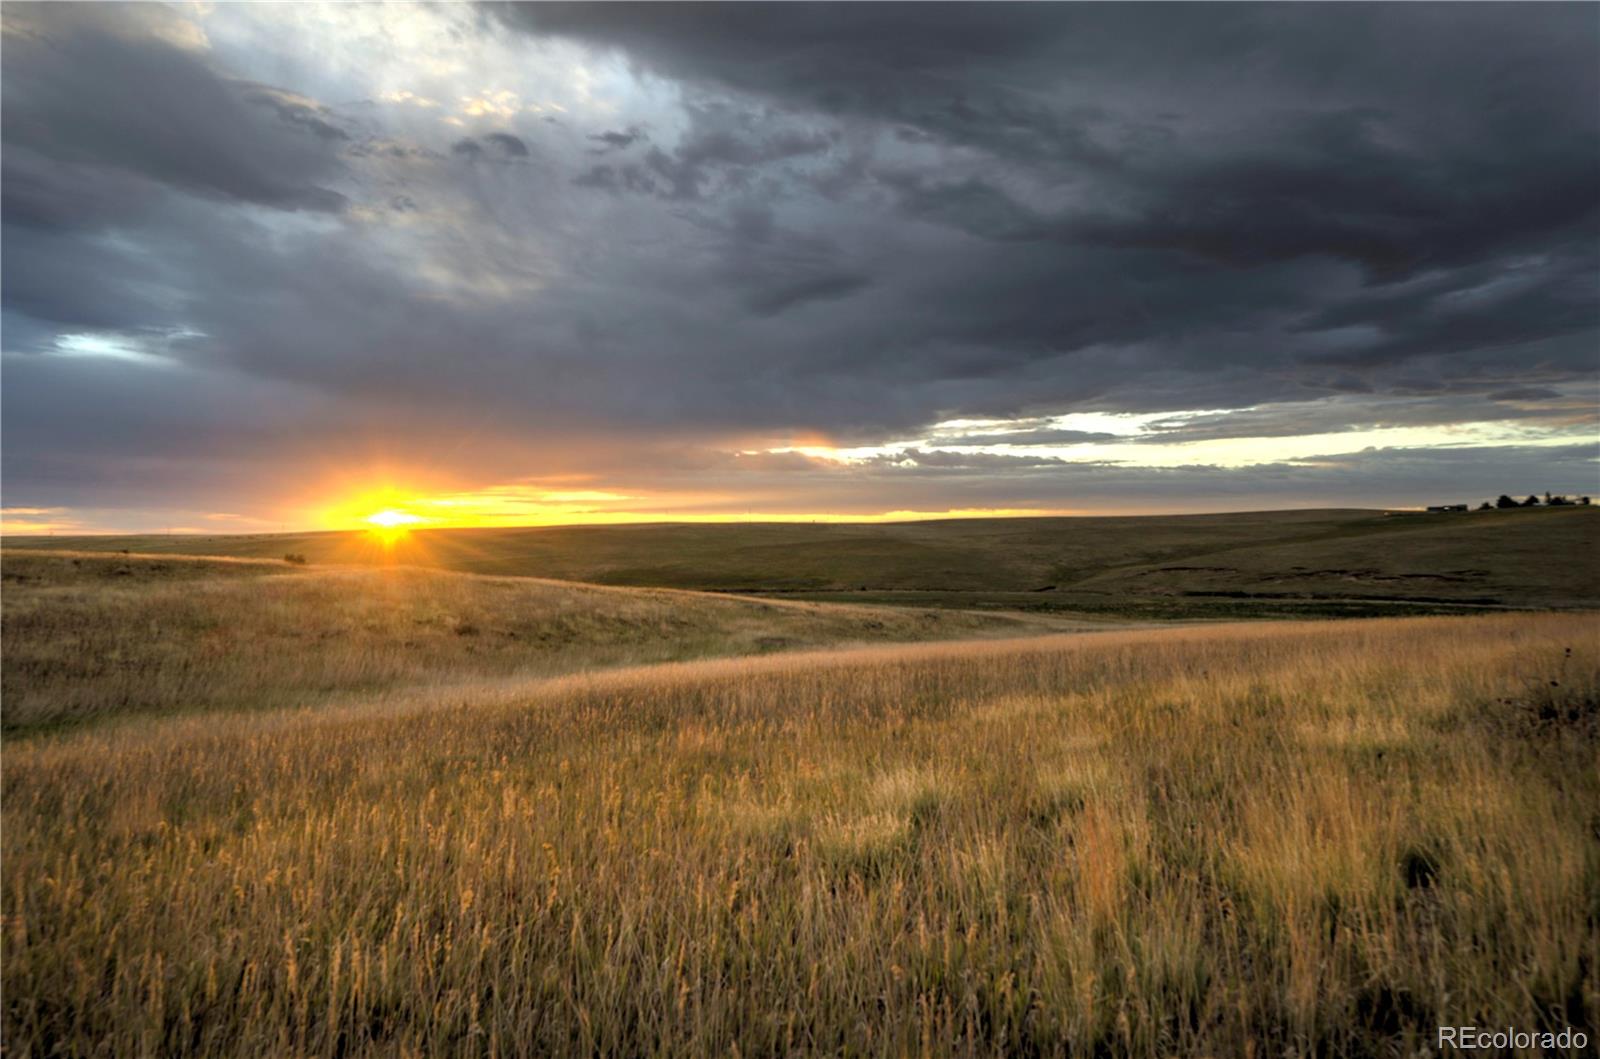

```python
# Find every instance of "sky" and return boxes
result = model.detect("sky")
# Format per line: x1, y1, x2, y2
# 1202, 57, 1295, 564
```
2, 2, 1597, 534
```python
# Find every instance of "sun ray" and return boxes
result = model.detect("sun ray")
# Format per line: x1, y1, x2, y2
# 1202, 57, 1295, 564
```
364, 508, 424, 548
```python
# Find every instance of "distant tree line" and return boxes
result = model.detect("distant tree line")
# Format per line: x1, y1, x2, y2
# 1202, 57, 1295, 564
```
1474, 493, 1592, 511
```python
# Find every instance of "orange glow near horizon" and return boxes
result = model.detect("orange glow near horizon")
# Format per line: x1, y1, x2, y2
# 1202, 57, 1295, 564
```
307, 478, 1072, 534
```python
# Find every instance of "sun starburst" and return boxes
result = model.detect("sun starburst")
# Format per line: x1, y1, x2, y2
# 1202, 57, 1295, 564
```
365, 507, 423, 545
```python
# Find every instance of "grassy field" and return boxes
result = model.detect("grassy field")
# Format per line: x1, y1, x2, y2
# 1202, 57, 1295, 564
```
5, 518, 1597, 1054
4, 612, 1596, 1056
13, 505, 1596, 615
0, 550, 1089, 735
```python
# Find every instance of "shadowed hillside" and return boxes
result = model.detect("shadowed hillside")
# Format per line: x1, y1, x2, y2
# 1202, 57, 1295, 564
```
1071, 505, 1600, 610
11, 506, 1597, 615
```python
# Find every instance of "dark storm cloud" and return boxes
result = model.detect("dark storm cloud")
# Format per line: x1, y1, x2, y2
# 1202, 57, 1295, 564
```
741, 272, 869, 318
238, 85, 351, 144
572, 162, 656, 195
452, 133, 530, 159
574, 101, 835, 200
700, 204, 875, 317
0, 5, 353, 358
1488, 387, 1564, 403
4, 2, 1598, 525
501, 2, 1598, 384
1, 4, 347, 219
587, 126, 647, 152
489, 2, 1110, 165
483, 132, 530, 157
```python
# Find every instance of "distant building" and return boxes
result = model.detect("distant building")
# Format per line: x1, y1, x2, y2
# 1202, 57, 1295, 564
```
1425, 504, 1469, 513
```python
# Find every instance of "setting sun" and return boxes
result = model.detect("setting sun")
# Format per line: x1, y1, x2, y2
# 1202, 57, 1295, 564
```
366, 508, 423, 529
363, 507, 424, 546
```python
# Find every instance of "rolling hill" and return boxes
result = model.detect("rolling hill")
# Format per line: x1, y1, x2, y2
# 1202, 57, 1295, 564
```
10, 505, 1597, 614
0, 550, 1092, 733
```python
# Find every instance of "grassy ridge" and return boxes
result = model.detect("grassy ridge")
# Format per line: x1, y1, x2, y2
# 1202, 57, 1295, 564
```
13, 506, 1596, 613
1074, 505, 1600, 609
0, 551, 1092, 734
5, 509, 1390, 588
5, 613, 1596, 1055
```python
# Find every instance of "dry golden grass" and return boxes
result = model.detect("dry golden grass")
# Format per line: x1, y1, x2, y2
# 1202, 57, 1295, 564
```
0, 551, 1093, 734
5, 612, 1596, 1056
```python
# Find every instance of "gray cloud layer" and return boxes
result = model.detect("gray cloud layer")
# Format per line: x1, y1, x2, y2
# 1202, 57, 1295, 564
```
3, 2, 1596, 525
